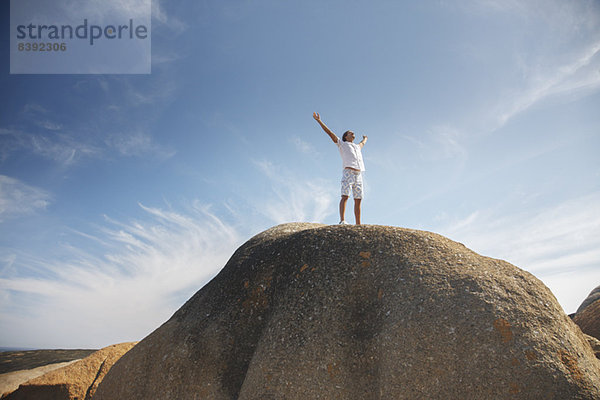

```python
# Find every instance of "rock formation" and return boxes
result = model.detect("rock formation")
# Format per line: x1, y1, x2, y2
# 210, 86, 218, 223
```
4, 342, 135, 400
577, 285, 600, 314
0, 361, 78, 399
575, 299, 600, 342
95, 223, 600, 399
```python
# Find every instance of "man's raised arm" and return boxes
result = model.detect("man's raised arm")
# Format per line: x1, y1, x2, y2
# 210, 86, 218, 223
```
313, 112, 338, 143
359, 135, 368, 148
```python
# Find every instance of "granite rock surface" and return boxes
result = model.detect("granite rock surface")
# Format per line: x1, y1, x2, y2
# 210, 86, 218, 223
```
577, 285, 600, 315
575, 299, 600, 342
95, 223, 600, 399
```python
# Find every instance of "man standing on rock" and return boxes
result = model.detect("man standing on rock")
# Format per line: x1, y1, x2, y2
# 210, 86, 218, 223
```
313, 112, 367, 225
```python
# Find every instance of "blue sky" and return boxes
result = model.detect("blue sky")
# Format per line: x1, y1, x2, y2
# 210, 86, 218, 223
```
1, 0, 599, 349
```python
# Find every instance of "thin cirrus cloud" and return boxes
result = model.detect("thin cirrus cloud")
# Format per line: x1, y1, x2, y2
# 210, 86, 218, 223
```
56, 0, 151, 23
30, 133, 96, 166
105, 131, 176, 159
2, 98, 175, 165
0, 201, 243, 348
2, 105, 98, 166
494, 41, 600, 130
0, 175, 51, 222
2, 126, 173, 166
450, 0, 600, 133
253, 159, 334, 224
0, 126, 92, 167
290, 137, 318, 156
439, 192, 600, 272
437, 191, 600, 313
151, 0, 187, 34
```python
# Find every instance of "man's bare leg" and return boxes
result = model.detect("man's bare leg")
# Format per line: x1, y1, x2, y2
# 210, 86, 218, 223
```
354, 198, 362, 225
339, 195, 349, 223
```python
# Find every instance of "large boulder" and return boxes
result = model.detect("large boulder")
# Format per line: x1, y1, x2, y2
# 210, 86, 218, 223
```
4, 342, 136, 400
577, 285, 600, 315
95, 223, 600, 399
575, 299, 600, 342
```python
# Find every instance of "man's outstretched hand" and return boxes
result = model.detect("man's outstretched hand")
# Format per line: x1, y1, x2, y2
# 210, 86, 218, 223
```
313, 112, 338, 143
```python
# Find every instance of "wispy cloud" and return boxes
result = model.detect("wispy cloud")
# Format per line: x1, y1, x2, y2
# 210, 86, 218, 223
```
437, 192, 600, 313
0, 176, 51, 222
290, 137, 318, 156
373, 125, 468, 172
495, 41, 600, 129
105, 131, 176, 159
2, 104, 99, 166
2, 98, 176, 166
22, 104, 63, 132
152, 0, 187, 34
253, 160, 334, 224
0, 127, 99, 167
462, 0, 599, 26
425, 125, 468, 161
101, 75, 179, 107
370, 126, 469, 214
57, 0, 151, 23
0, 202, 243, 348
35, 121, 63, 131
30, 133, 96, 166
450, 1, 600, 132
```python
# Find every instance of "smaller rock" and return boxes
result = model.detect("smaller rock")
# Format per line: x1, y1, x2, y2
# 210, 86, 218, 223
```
3, 342, 136, 400
575, 299, 600, 341
0, 361, 77, 398
577, 285, 600, 314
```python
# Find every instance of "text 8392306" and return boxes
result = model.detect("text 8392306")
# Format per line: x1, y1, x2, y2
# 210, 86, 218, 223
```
18, 42, 67, 52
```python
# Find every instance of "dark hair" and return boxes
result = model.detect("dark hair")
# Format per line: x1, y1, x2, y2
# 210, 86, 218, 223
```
342, 131, 352, 142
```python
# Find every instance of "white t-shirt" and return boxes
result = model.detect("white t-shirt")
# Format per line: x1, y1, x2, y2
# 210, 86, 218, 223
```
336, 140, 365, 171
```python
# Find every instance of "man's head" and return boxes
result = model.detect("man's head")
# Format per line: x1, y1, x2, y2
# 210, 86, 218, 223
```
342, 131, 355, 142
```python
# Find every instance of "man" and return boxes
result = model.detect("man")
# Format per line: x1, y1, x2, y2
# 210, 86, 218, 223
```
313, 112, 368, 225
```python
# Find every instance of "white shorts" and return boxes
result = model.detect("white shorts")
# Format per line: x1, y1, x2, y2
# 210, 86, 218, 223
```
341, 169, 363, 199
